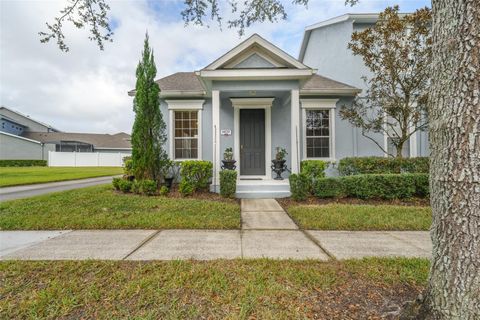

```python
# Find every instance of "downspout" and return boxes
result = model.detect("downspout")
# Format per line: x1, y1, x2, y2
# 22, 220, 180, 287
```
213, 125, 217, 189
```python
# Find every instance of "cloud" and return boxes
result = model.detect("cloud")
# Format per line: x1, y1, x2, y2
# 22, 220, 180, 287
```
0, 0, 429, 134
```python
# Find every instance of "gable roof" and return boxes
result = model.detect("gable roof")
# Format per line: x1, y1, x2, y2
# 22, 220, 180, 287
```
204, 34, 311, 70
298, 12, 411, 61
22, 132, 132, 149
0, 106, 60, 132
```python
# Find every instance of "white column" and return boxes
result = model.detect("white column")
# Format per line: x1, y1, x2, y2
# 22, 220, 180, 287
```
212, 90, 221, 188
291, 89, 300, 173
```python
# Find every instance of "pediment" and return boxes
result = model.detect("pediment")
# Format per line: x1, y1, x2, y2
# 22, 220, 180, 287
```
203, 34, 310, 70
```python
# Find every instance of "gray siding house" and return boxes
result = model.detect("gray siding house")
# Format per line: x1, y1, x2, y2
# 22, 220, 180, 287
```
0, 106, 132, 161
131, 34, 365, 197
299, 13, 429, 158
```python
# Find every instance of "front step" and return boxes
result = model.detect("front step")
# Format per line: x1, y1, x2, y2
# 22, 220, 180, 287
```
235, 180, 291, 198
235, 190, 291, 199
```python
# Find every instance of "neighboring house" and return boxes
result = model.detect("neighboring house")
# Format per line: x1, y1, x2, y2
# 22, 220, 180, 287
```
298, 13, 429, 158
0, 106, 132, 161
129, 34, 364, 196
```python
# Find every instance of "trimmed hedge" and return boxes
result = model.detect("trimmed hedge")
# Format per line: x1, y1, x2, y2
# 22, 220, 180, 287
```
132, 179, 157, 195
313, 173, 429, 199
0, 160, 47, 167
179, 160, 213, 196
300, 160, 328, 179
289, 173, 310, 201
220, 170, 237, 198
337, 157, 429, 175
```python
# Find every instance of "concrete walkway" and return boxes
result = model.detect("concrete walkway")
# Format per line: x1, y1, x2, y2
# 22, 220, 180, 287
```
0, 199, 432, 261
0, 176, 118, 201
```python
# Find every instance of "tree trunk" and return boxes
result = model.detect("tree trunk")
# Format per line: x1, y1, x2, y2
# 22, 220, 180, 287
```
410, 0, 480, 318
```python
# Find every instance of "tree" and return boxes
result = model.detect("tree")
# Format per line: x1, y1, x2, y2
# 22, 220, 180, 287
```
339, 6, 431, 158
401, 0, 480, 318
131, 33, 168, 183
41, 0, 359, 51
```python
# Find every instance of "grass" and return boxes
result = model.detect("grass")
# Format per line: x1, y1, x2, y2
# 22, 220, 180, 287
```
0, 258, 429, 319
0, 185, 240, 230
0, 166, 124, 187
287, 204, 431, 231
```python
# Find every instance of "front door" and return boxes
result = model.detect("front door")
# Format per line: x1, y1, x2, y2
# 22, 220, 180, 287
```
240, 109, 265, 176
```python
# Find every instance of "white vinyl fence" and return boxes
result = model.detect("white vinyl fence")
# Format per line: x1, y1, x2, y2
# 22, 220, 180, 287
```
48, 151, 131, 167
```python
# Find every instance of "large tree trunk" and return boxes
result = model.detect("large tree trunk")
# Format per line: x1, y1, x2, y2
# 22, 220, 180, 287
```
413, 0, 480, 318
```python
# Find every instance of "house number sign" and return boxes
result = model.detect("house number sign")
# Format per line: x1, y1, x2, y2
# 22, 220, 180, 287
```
221, 129, 232, 136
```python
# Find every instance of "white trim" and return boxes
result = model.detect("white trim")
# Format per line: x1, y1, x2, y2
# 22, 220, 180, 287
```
300, 88, 362, 95
409, 126, 418, 157
301, 99, 338, 162
291, 89, 300, 173
205, 34, 309, 70
231, 98, 273, 179
166, 99, 205, 110
212, 90, 221, 186
0, 131, 42, 144
197, 69, 315, 80
167, 100, 204, 161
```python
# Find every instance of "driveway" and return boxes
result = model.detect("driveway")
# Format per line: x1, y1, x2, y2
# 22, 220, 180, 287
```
0, 176, 117, 201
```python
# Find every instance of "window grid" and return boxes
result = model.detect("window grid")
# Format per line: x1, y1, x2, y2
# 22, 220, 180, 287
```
174, 111, 198, 159
306, 109, 330, 158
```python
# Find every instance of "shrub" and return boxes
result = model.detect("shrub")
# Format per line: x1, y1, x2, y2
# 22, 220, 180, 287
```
123, 157, 133, 175
159, 185, 169, 196
118, 179, 133, 193
131, 179, 157, 195
313, 173, 429, 200
300, 160, 328, 192
337, 157, 429, 175
0, 160, 47, 167
179, 180, 195, 196
289, 173, 310, 201
179, 160, 213, 192
112, 177, 122, 191
220, 170, 237, 198
313, 177, 346, 198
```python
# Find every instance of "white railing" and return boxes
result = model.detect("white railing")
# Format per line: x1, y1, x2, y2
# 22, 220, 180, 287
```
48, 151, 131, 167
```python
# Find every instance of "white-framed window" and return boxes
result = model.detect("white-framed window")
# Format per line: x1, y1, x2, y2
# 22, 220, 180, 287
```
301, 99, 337, 160
166, 100, 204, 160
173, 110, 199, 159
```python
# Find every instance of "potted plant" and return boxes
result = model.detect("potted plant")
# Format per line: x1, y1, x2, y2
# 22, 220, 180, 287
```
162, 160, 179, 189
221, 147, 236, 170
271, 147, 288, 180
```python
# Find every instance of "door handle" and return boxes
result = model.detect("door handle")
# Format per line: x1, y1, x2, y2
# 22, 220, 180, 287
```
240, 145, 244, 153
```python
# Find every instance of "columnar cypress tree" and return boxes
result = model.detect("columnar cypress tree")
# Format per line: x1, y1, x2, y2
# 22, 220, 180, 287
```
131, 33, 168, 182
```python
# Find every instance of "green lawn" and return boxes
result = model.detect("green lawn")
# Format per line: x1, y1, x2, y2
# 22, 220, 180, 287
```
0, 166, 124, 187
0, 258, 429, 319
287, 204, 431, 231
0, 185, 240, 230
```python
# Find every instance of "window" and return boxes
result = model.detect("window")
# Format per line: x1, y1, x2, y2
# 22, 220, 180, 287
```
301, 99, 337, 160
167, 100, 204, 160
305, 110, 330, 158
174, 110, 199, 159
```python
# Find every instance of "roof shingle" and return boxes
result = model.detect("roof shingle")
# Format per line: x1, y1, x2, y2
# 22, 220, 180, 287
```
22, 132, 132, 149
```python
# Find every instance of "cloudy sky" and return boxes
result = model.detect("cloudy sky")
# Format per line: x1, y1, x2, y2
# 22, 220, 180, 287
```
0, 0, 429, 134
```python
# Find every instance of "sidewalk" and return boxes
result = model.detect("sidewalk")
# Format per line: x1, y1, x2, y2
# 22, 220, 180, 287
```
0, 176, 118, 201
0, 199, 432, 261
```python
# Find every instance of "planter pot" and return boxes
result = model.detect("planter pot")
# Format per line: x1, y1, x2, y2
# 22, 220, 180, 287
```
164, 177, 174, 189
271, 159, 287, 180
221, 159, 237, 170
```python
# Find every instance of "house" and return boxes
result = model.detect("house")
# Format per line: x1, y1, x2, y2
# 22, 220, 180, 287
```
0, 106, 132, 161
299, 13, 429, 158
130, 34, 368, 197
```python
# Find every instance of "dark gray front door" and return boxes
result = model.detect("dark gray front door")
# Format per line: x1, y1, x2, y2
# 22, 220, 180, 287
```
240, 109, 265, 175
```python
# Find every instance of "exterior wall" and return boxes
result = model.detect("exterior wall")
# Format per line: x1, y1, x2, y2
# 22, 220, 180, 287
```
234, 54, 276, 68
0, 108, 54, 132
301, 20, 429, 158
0, 132, 53, 160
